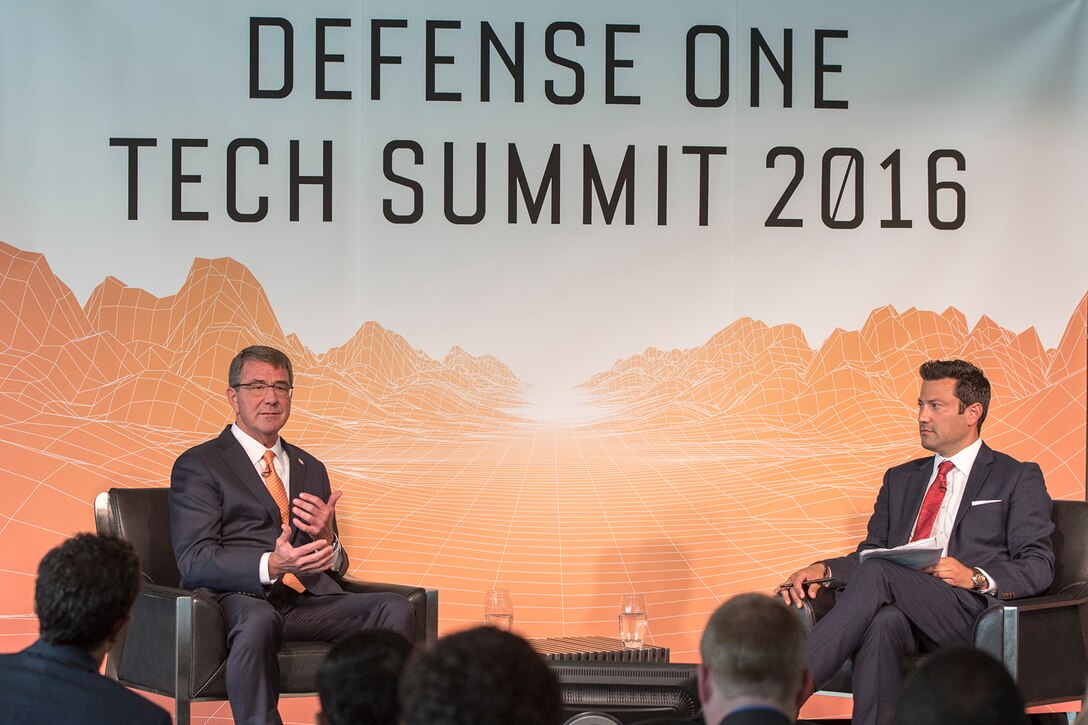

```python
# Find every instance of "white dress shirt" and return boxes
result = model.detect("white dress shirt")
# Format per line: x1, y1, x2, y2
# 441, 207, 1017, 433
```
230, 424, 342, 586
910, 437, 994, 593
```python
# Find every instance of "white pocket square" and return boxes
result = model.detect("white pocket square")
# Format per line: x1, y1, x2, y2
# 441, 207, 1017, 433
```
971, 499, 1002, 506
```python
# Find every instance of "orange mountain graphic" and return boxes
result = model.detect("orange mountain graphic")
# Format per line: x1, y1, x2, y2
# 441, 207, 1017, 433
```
0, 245, 521, 432
579, 297, 1085, 491
1, 239, 1084, 681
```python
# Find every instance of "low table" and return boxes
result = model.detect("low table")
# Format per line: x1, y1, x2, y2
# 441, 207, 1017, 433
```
528, 636, 670, 664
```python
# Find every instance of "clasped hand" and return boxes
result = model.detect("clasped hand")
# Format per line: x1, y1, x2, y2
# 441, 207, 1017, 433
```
268, 490, 342, 578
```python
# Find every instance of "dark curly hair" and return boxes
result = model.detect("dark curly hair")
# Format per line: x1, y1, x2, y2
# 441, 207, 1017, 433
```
400, 627, 563, 725
318, 629, 413, 725
35, 533, 141, 649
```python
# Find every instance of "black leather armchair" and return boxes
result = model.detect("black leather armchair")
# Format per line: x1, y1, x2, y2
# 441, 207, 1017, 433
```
797, 499, 1088, 710
94, 487, 438, 724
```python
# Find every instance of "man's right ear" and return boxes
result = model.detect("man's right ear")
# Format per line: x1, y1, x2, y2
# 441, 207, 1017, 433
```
108, 612, 132, 645
696, 663, 713, 705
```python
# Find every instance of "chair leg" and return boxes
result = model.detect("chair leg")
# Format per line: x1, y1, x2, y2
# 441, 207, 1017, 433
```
424, 589, 440, 643
176, 596, 194, 725
176, 696, 191, 725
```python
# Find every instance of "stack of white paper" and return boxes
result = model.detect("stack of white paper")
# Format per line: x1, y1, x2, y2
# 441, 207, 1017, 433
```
858, 537, 942, 569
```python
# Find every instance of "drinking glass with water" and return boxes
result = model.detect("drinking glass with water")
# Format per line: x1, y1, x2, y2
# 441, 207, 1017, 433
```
484, 589, 514, 631
618, 593, 648, 649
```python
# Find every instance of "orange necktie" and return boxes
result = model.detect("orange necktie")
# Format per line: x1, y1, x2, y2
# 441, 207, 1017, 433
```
911, 459, 955, 542
262, 449, 305, 592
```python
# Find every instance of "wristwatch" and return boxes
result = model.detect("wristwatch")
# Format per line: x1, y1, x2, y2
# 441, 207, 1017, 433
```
970, 568, 988, 591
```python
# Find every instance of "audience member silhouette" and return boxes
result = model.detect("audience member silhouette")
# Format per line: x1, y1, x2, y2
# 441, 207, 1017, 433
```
0, 533, 171, 724
400, 626, 564, 725
697, 593, 811, 725
317, 628, 413, 725
893, 647, 1028, 725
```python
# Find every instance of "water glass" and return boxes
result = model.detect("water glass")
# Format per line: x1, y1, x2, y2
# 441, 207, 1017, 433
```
618, 593, 648, 649
484, 589, 514, 631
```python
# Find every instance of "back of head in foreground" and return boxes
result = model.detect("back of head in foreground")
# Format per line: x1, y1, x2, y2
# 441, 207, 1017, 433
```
0, 533, 171, 725
36, 532, 142, 654
400, 626, 564, 725
317, 628, 413, 725
893, 647, 1028, 725
698, 593, 809, 722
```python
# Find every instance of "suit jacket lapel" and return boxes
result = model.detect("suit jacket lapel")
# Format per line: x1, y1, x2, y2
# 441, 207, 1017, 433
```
283, 439, 313, 542
283, 439, 308, 497
953, 442, 993, 530
215, 427, 284, 528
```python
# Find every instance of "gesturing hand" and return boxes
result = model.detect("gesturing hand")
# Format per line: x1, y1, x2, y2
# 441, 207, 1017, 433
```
267, 523, 334, 578
292, 490, 342, 543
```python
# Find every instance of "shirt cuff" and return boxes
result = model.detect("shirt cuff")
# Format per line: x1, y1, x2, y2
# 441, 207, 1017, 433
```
976, 567, 996, 595
328, 535, 343, 572
260, 551, 273, 585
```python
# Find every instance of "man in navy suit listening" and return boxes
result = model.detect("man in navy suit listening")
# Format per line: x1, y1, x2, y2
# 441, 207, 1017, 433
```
0, 533, 171, 725
170, 345, 415, 725
776, 359, 1054, 725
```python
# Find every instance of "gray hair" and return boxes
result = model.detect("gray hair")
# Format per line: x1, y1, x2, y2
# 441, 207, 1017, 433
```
700, 593, 806, 705
228, 346, 293, 387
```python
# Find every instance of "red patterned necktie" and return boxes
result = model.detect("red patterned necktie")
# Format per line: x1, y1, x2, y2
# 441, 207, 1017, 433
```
262, 450, 305, 592
911, 459, 955, 542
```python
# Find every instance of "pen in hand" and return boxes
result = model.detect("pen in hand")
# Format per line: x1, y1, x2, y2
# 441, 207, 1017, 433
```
777, 576, 835, 590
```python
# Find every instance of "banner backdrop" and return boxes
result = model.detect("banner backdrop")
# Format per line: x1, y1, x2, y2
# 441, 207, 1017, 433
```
1, 0, 1085, 706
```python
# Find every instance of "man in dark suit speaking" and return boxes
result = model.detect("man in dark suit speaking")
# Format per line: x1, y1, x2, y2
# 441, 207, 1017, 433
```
170, 345, 415, 725
776, 359, 1054, 725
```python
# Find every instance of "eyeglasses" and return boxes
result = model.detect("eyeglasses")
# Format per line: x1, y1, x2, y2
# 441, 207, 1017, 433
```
235, 382, 293, 399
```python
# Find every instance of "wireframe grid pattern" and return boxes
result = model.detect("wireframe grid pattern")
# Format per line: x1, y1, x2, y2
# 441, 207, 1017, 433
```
0, 240, 1085, 685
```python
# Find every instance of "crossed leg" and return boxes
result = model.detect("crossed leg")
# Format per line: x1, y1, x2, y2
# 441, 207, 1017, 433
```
805, 558, 989, 725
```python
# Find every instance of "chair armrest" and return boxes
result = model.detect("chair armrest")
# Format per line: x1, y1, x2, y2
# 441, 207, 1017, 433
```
112, 582, 229, 698
341, 577, 439, 643
993, 580, 1088, 612
973, 587, 1088, 705
793, 586, 838, 632
974, 585, 1088, 652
